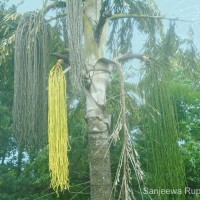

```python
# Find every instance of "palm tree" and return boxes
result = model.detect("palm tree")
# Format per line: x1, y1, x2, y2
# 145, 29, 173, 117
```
11, 0, 186, 199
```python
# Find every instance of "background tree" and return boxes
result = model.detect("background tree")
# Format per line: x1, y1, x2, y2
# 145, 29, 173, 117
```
0, 0, 200, 200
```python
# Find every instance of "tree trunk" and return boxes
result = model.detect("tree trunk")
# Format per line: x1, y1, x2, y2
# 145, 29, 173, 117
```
66, 0, 113, 198
87, 119, 112, 200
83, 1, 113, 199
85, 59, 113, 200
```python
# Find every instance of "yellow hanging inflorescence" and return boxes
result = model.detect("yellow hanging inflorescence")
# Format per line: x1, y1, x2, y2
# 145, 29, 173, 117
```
48, 59, 70, 193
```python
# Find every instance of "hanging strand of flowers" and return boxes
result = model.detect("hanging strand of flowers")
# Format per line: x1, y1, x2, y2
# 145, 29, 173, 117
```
13, 11, 49, 151
140, 60, 185, 200
66, 0, 85, 91
48, 59, 70, 193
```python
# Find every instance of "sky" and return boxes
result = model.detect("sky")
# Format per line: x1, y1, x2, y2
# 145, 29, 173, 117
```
7, 0, 200, 50
156, 0, 200, 46
8, 0, 42, 12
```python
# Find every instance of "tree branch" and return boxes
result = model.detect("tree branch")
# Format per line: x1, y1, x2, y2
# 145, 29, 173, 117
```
109, 14, 194, 23
45, 11, 194, 24
44, 1, 66, 15
114, 52, 154, 62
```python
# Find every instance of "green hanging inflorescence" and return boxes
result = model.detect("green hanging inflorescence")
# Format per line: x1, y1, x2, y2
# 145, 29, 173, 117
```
140, 61, 185, 200
13, 12, 50, 151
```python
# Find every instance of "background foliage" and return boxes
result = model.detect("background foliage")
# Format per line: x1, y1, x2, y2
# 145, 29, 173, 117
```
0, 0, 200, 199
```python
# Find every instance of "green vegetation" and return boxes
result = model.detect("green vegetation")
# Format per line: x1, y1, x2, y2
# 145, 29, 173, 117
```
0, 0, 200, 199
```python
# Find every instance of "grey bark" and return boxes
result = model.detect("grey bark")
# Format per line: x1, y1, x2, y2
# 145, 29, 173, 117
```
88, 120, 112, 200
85, 59, 114, 200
